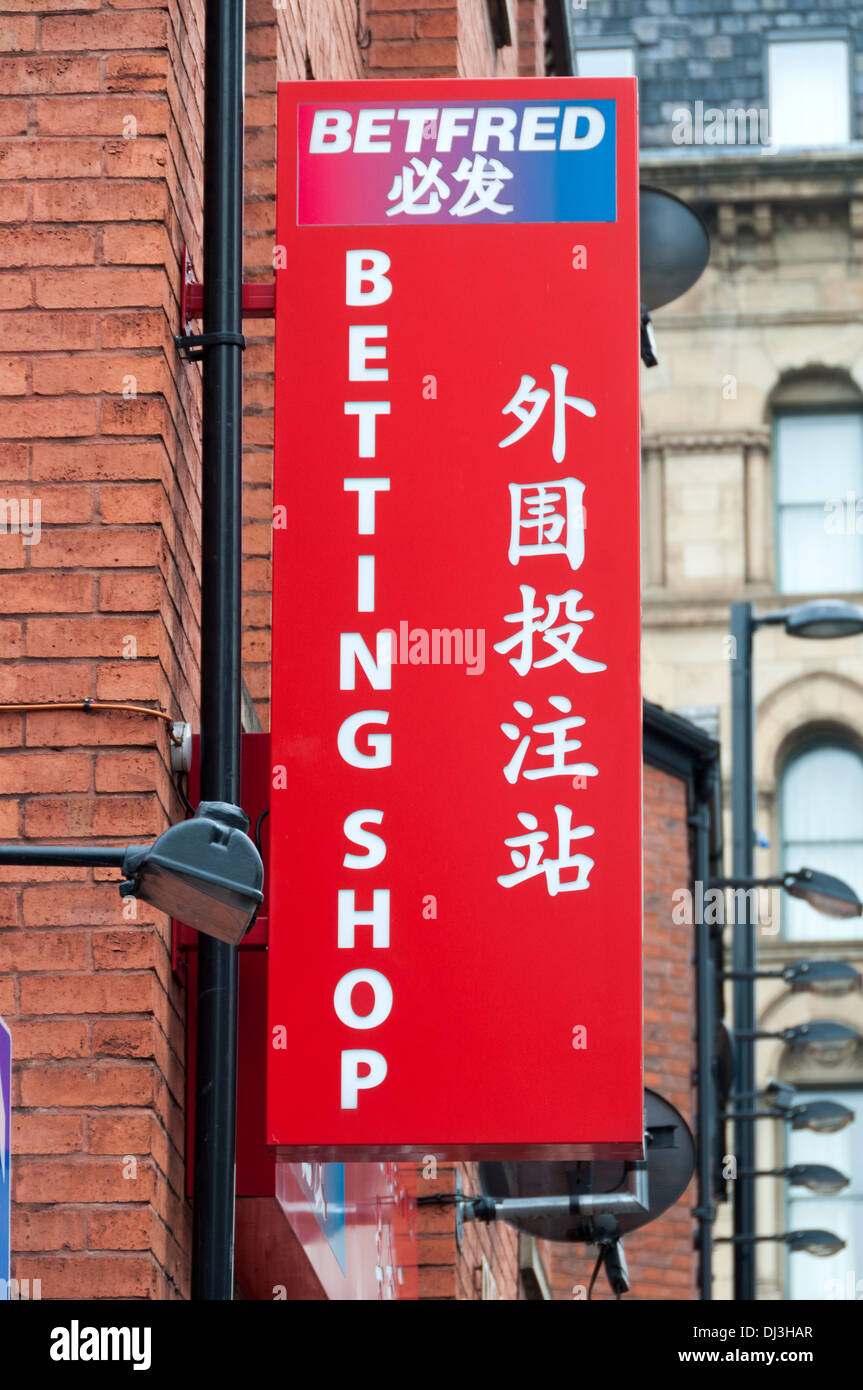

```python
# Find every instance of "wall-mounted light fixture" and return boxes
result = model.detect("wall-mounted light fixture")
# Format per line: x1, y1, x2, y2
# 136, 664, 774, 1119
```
0, 799, 264, 947
742, 1163, 850, 1195
717, 1229, 846, 1258
723, 958, 862, 997
737, 1020, 861, 1067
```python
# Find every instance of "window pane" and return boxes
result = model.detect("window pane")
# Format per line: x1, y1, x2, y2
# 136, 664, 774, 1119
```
769, 41, 850, 149
775, 415, 863, 505
783, 748, 863, 840
775, 413, 863, 594
781, 746, 863, 941
778, 507, 863, 594
576, 48, 635, 78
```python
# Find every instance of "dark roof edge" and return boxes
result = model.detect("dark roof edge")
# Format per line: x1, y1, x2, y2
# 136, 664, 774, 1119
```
643, 699, 720, 783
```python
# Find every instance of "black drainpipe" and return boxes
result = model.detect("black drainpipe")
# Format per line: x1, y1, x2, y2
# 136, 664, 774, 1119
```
192, 0, 246, 1301
692, 752, 720, 1300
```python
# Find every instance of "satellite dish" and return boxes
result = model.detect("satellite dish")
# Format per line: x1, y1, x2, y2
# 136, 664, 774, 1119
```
478, 1089, 696, 1243
640, 186, 710, 312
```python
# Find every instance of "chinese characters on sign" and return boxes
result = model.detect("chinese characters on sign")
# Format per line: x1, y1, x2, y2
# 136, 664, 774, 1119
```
270, 79, 642, 1160
387, 154, 515, 218
496, 382, 602, 895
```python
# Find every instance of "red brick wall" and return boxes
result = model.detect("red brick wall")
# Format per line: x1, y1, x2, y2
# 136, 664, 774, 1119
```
2, 0, 547, 1302
3, 0, 204, 1300
539, 765, 698, 1301
516, 0, 544, 78
415, 1163, 520, 1300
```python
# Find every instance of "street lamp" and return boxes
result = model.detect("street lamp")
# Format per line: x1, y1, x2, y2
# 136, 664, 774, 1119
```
717, 1230, 846, 1257
791, 1100, 855, 1133
783, 870, 863, 921
119, 802, 264, 944
723, 958, 862, 997
0, 800, 264, 947
738, 1020, 862, 1067
743, 1164, 850, 1194
710, 868, 862, 921
723, 1080, 855, 1133
783, 959, 861, 994
786, 1230, 846, 1257
729, 596, 863, 1301
772, 599, 863, 640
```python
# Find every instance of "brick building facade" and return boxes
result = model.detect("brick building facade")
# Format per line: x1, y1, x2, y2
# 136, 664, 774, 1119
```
2, 0, 708, 1300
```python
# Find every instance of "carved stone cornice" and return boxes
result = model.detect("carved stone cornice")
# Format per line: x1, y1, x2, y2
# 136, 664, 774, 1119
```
642, 430, 770, 453
639, 145, 863, 207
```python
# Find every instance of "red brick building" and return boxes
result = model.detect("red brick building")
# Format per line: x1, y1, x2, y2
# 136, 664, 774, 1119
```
1, 1, 716, 1300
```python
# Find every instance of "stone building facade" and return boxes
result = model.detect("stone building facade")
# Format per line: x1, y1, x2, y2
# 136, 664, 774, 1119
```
572, 0, 863, 1299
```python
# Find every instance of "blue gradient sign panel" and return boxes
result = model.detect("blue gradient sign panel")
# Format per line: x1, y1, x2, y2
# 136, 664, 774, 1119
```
297, 98, 617, 226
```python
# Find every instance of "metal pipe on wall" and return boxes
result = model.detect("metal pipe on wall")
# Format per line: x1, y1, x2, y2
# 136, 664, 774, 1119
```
192, 0, 246, 1302
693, 756, 718, 1300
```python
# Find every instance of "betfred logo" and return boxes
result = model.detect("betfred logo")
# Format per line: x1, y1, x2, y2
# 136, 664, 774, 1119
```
308, 103, 608, 154
297, 95, 619, 226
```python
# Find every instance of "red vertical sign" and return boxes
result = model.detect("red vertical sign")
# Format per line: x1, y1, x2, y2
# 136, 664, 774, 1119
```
269, 79, 642, 1159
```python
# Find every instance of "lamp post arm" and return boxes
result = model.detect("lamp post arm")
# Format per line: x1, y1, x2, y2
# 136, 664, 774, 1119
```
721, 1109, 789, 1122
715, 1234, 776, 1246
0, 844, 130, 868
730, 599, 757, 1302
708, 876, 785, 889
721, 969, 784, 982
752, 610, 791, 629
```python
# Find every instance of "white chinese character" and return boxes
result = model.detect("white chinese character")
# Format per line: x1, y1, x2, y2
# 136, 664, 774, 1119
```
449, 155, 514, 218
497, 806, 595, 895
507, 478, 585, 569
386, 157, 449, 216
500, 696, 598, 785
499, 364, 595, 463
494, 585, 607, 676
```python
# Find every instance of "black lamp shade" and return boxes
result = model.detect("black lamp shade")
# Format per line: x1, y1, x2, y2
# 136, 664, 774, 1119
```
786, 1164, 849, 1195
791, 1100, 855, 1134
121, 800, 264, 945
785, 868, 863, 920
786, 1229, 846, 1257
783, 600, 863, 640
784, 1021, 860, 1066
785, 959, 862, 997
